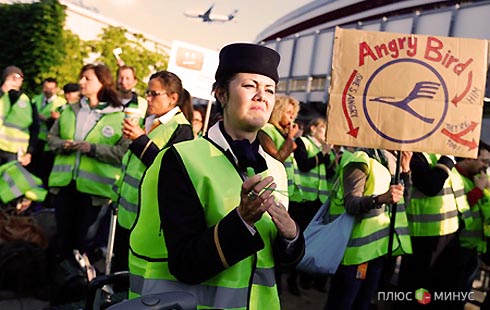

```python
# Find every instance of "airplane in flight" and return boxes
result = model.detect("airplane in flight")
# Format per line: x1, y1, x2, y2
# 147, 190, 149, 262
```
184, 4, 238, 23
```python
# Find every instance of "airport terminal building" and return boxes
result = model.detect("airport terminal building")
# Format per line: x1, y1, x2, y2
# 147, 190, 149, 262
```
255, 0, 490, 117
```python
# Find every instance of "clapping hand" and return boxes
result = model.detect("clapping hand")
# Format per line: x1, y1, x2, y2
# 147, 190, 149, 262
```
267, 201, 297, 239
238, 175, 277, 226
238, 174, 297, 239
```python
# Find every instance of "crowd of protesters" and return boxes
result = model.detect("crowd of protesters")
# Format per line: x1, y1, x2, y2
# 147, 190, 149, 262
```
0, 41, 489, 310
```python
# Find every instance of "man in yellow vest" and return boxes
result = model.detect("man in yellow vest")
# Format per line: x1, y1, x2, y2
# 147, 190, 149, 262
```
0, 66, 39, 166
29, 77, 66, 186
454, 142, 490, 308
399, 152, 472, 309
116, 65, 147, 117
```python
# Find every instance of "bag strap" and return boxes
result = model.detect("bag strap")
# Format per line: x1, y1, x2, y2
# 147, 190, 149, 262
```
311, 176, 341, 224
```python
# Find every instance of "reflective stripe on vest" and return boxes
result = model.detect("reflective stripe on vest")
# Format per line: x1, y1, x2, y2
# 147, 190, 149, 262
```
459, 173, 487, 252
130, 266, 275, 309
330, 151, 412, 265
129, 138, 286, 309
48, 105, 124, 197
116, 112, 190, 229
0, 92, 9, 127
297, 136, 328, 202
0, 93, 32, 153
407, 153, 470, 236
0, 161, 47, 203
260, 123, 302, 202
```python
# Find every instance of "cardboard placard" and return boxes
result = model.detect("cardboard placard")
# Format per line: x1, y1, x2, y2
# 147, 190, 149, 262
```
167, 40, 219, 101
326, 27, 489, 158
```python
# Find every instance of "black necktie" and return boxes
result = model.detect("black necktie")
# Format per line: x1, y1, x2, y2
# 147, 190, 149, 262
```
229, 139, 267, 175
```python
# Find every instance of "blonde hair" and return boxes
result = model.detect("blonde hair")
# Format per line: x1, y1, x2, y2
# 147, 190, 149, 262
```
269, 95, 300, 125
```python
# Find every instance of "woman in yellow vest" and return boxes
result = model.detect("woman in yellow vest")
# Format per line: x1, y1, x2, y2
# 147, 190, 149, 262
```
258, 94, 302, 201
325, 149, 412, 310
257, 94, 303, 295
48, 64, 129, 261
129, 43, 304, 309
111, 71, 193, 273
290, 117, 333, 293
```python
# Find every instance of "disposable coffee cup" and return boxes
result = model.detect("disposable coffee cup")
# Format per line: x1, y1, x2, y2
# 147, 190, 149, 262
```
124, 108, 142, 124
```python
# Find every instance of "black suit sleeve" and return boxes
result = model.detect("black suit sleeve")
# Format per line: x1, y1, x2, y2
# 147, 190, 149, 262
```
158, 147, 264, 285
294, 138, 330, 172
410, 152, 454, 197
129, 124, 193, 167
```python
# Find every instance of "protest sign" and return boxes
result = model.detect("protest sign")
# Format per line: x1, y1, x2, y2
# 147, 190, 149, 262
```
167, 40, 219, 101
326, 27, 489, 158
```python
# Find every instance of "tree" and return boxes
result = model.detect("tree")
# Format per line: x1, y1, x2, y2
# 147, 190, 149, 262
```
0, 0, 66, 96
0, 1, 168, 96
48, 29, 90, 89
86, 26, 168, 94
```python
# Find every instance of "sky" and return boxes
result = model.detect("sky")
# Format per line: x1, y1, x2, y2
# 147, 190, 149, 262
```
73, 0, 313, 50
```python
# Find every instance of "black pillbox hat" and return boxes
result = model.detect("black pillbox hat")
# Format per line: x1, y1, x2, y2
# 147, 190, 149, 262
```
63, 83, 80, 93
215, 43, 280, 83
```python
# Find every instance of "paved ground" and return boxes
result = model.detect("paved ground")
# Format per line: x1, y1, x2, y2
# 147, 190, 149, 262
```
279, 276, 328, 310
279, 271, 487, 310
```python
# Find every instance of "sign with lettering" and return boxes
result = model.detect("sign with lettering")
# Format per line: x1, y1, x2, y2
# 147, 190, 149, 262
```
167, 40, 219, 101
326, 27, 489, 158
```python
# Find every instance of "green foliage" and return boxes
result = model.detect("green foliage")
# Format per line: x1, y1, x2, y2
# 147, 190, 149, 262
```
48, 29, 89, 89
0, 1, 168, 98
0, 0, 66, 96
86, 26, 168, 95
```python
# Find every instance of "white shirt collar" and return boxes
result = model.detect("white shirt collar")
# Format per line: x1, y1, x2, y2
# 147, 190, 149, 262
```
79, 96, 123, 114
156, 106, 180, 125
45, 94, 58, 103
207, 122, 268, 165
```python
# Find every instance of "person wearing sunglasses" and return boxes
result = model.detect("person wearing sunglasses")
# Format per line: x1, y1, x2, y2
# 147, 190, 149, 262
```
129, 43, 304, 309
112, 70, 193, 273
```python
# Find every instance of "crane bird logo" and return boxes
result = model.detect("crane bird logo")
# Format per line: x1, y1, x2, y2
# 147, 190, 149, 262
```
369, 81, 441, 124
363, 58, 448, 144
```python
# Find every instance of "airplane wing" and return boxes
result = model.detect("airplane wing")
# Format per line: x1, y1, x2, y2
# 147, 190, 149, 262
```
200, 4, 215, 21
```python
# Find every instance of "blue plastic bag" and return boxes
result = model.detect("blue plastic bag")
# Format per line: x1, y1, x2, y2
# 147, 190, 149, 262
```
297, 198, 355, 275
